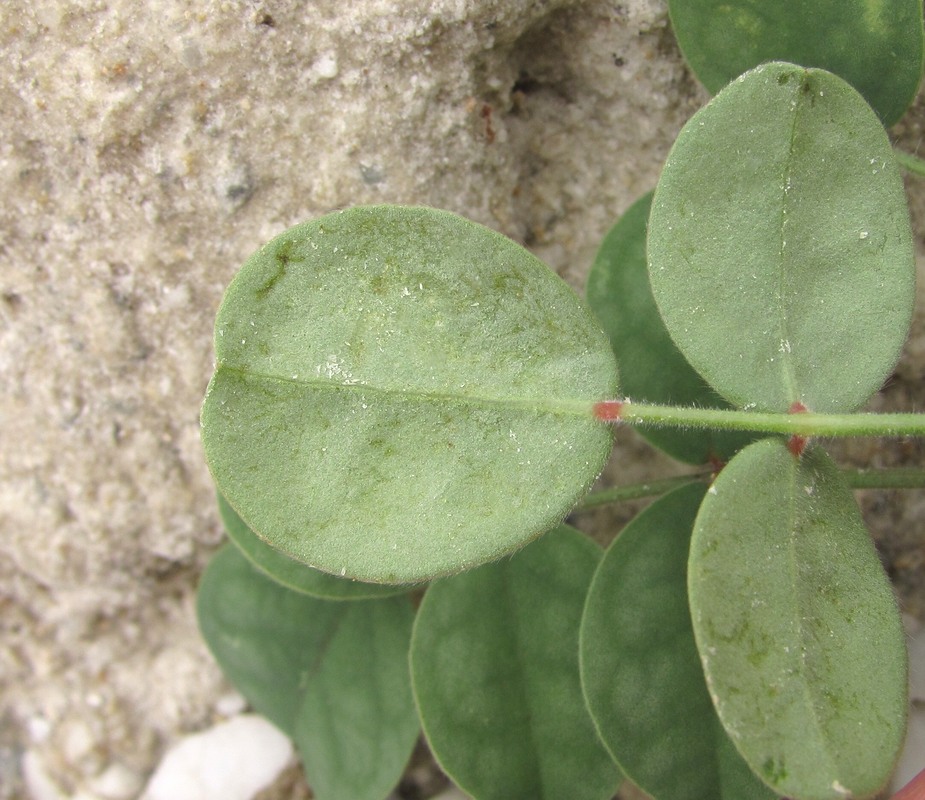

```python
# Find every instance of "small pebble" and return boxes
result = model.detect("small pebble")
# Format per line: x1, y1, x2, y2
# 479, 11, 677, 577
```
27, 717, 51, 743
88, 762, 144, 800
20, 751, 66, 800
140, 715, 293, 800
215, 691, 248, 717
61, 720, 96, 765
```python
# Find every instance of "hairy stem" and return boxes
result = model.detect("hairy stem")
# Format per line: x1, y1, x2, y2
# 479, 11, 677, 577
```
577, 466, 925, 512
843, 467, 925, 490
600, 400, 925, 438
894, 147, 925, 177
577, 473, 712, 509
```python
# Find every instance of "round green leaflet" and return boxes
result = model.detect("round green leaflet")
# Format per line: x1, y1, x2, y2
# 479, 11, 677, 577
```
667, 0, 925, 126
196, 544, 419, 800
688, 439, 907, 800
410, 525, 622, 800
201, 205, 618, 583
580, 482, 776, 800
647, 62, 914, 413
217, 494, 411, 599
586, 191, 755, 464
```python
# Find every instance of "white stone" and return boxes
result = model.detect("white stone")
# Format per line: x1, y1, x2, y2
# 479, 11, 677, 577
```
61, 720, 96, 765
140, 715, 293, 800
27, 717, 52, 743
215, 691, 248, 717
311, 52, 340, 81
87, 762, 144, 800
21, 750, 66, 800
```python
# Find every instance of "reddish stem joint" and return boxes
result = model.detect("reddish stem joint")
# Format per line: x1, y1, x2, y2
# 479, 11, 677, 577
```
593, 400, 623, 422
891, 765, 925, 800
787, 401, 809, 458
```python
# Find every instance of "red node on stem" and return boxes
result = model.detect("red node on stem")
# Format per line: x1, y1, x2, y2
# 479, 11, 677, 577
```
707, 453, 726, 477
593, 400, 623, 422
787, 401, 809, 458
787, 435, 808, 458
891, 766, 925, 800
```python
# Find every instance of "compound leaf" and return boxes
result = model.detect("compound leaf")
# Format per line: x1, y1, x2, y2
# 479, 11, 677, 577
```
648, 63, 914, 413
668, 0, 925, 125
689, 439, 907, 799
410, 526, 621, 800
587, 192, 755, 464
580, 482, 776, 800
202, 205, 617, 583
218, 494, 411, 600
196, 544, 419, 800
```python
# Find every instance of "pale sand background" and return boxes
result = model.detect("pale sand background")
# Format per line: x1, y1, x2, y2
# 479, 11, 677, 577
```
2, 1, 924, 797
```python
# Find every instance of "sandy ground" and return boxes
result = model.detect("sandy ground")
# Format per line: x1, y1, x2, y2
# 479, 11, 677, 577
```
1, 1, 923, 798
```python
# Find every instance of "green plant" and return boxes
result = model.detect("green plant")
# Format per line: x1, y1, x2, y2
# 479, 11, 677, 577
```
196, 9, 925, 800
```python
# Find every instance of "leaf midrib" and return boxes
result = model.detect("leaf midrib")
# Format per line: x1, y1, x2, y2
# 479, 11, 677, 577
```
500, 568, 546, 798
784, 450, 841, 788
216, 362, 598, 418
775, 74, 804, 404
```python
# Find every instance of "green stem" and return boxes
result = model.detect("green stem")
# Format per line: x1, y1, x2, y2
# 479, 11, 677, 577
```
615, 401, 925, 438
844, 467, 925, 490
577, 473, 711, 510
577, 466, 925, 512
894, 147, 925, 176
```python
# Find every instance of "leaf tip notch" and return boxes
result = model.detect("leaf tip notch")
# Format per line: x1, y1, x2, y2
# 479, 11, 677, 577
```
593, 399, 624, 423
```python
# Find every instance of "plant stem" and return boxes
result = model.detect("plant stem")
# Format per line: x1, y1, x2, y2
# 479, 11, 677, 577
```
894, 147, 925, 176
844, 467, 925, 490
603, 400, 925, 438
577, 467, 925, 512
577, 473, 712, 509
